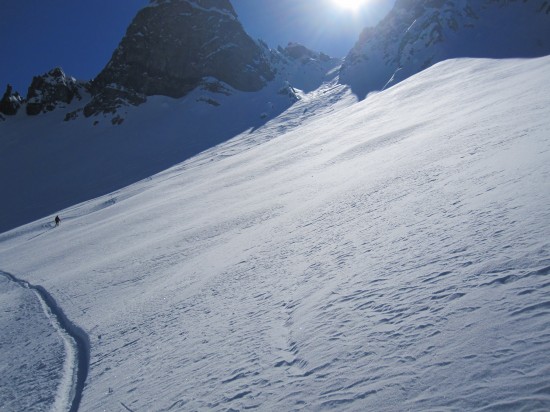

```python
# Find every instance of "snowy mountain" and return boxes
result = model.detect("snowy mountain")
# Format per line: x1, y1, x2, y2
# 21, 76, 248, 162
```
84, 0, 274, 117
0, 0, 336, 124
340, 0, 550, 98
0, 0, 341, 234
0, 71, 344, 234
3, 0, 550, 233
1, 55, 549, 411
25, 68, 86, 116
1, 3, 550, 408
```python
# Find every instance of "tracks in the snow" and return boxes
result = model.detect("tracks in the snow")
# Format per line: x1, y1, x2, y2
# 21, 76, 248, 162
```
0, 270, 89, 412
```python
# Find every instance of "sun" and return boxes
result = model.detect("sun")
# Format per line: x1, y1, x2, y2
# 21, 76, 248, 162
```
331, 0, 367, 11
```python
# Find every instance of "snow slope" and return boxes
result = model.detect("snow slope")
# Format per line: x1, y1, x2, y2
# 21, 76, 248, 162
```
0, 54, 342, 234
1, 56, 549, 411
0, 274, 67, 411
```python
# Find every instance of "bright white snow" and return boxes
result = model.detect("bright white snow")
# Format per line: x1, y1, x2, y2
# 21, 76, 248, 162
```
0, 273, 68, 411
1, 56, 549, 411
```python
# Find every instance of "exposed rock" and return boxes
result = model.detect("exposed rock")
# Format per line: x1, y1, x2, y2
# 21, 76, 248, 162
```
26, 68, 83, 115
111, 115, 125, 125
0, 84, 23, 116
64, 109, 81, 122
87, 0, 273, 117
197, 97, 221, 106
82, 85, 146, 118
15, 2, 338, 122
199, 78, 233, 96
280, 43, 331, 63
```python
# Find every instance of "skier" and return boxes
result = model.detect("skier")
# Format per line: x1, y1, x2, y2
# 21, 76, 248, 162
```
55, 215, 61, 227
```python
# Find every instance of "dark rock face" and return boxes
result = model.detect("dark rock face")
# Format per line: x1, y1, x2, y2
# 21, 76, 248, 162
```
276, 43, 332, 65
9, 1, 278, 122
82, 85, 146, 117
0, 84, 23, 116
26, 68, 83, 115
340, 0, 550, 99
281, 43, 328, 62
64, 84, 146, 122
91, 0, 273, 103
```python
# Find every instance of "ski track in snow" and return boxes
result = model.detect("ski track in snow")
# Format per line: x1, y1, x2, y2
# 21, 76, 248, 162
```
0, 57, 549, 411
0, 270, 90, 412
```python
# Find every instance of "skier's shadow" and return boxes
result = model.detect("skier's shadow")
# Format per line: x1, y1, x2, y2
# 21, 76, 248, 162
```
27, 222, 56, 241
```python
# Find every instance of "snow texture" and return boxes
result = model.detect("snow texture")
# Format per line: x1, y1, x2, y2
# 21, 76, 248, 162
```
0, 270, 87, 412
0, 56, 549, 411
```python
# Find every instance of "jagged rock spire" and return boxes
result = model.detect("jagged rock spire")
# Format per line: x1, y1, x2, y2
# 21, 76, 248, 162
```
0, 84, 23, 116
25, 67, 82, 115
92, 0, 273, 99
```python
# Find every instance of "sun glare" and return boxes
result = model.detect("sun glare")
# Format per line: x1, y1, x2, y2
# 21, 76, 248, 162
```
331, 0, 367, 12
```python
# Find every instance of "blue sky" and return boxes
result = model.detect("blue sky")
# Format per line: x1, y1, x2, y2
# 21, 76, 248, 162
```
0, 0, 394, 94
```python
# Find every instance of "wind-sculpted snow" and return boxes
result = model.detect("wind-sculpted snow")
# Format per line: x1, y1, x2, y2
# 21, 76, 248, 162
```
0, 57, 549, 411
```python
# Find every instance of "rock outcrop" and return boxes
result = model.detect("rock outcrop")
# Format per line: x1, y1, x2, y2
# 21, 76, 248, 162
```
85, 0, 274, 116
3, 1, 339, 123
280, 43, 331, 63
0, 84, 23, 116
25, 68, 84, 115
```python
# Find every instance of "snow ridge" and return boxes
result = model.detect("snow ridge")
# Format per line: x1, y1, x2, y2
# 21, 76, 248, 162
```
0, 270, 89, 412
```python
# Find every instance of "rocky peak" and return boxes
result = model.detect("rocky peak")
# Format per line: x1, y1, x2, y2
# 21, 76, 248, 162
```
88, 0, 273, 116
26, 67, 83, 115
340, 0, 550, 99
269, 43, 341, 93
0, 84, 23, 116
279, 43, 331, 63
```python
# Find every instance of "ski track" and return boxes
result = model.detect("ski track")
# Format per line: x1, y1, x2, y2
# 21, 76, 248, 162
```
0, 270, 90, 412
0, 57, 549, 411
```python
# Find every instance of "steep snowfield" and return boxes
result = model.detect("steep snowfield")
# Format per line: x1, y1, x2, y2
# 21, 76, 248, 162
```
1, 56, 549, 411
0, 46, 342, 235
0, 76, 324, 234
